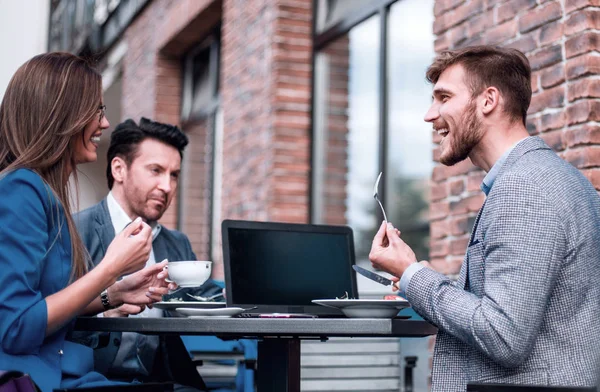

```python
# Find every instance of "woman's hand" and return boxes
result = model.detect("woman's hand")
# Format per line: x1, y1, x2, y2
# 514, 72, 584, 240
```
110, 259, 175, 305
103, 304, 146, 317
102, 217, 152, 279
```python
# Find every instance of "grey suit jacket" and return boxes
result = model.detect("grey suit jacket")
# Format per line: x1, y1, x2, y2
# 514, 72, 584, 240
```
407, 137, 600, 391
72, 199, 219, 383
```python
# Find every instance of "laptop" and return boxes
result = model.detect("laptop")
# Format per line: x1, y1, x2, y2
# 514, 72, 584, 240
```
221, 219, 358, 317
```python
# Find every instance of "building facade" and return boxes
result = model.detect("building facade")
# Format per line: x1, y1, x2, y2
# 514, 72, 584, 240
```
47, 0, 600, 390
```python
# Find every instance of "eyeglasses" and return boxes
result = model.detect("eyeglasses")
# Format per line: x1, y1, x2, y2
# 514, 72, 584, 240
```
98, 104, 106, 123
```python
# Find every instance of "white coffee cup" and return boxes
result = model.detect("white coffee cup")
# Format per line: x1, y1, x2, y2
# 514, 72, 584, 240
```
165, 260, 212, 287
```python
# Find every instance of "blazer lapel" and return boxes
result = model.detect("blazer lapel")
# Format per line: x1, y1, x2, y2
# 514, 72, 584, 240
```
94, 199, 116, 260
455, 137, 550, 290
153, 234, 169, 263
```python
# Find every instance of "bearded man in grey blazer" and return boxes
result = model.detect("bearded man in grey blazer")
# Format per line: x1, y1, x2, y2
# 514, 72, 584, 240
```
72, 118, 221, 391
370, 46, 600, 391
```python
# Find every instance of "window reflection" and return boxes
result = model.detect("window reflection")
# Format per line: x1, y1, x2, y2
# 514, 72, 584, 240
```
313, 15, 380, 264
386, 0, 434, 262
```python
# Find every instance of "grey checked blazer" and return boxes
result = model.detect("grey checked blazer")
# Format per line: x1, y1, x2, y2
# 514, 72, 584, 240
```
407, 137, 600, 391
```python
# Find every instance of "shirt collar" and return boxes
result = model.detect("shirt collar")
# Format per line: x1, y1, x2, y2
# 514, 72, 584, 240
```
480, 137, 529, 195
107, 191, 161, 241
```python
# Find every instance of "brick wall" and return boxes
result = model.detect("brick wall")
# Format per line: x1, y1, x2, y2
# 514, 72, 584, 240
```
431, 0, 600, 275
220, 0, 312, 224
120, 0, 218, 235
180, 118, 214, 261
116, 0, 313, 275
320, 36, 350, 226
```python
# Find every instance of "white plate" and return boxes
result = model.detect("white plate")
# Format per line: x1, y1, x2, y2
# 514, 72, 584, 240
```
175, 307, 245, 318
312, 299, 410, 319
153, 301, 226, 311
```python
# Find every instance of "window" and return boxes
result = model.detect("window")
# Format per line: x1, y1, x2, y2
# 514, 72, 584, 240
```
312, 1, 434, 389
179, 31, 223, 274
312, 0, 434, 265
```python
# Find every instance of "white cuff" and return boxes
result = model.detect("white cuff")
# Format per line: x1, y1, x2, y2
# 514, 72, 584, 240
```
399, 262, 425, 297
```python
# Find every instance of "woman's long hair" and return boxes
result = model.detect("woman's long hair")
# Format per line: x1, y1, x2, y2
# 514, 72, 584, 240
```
0, 52, 102, 280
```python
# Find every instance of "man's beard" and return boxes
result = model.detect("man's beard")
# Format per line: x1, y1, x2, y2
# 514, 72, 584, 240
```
440, 100, 484, 166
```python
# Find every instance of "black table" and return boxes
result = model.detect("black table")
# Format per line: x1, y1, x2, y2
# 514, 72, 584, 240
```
75, 317, 437, 392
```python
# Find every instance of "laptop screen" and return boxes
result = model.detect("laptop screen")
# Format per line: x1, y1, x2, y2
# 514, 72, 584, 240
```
222, 220, 358, 315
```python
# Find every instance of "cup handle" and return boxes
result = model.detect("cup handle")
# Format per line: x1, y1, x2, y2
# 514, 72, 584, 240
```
162, 265, 175, 283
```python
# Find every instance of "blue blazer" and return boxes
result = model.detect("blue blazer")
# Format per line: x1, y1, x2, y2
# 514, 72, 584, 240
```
0, 169, 115, 392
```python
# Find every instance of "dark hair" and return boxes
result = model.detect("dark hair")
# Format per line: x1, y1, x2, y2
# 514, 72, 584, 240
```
106, 117, 189, 189
426, 45, 531, 126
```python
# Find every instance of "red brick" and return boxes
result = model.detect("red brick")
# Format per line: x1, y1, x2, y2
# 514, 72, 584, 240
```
562, 146, 600, 168
566, 53, 600, 80
568, 78, 600, 102
434, 0, 485, 35
433, 146, 442, 163
430, 240, 450, 258
565, 31, 600, 59
565, 0, 600, 15
449, 179, 465, 196
435, 34, 450, 52
468, 10, 494, 36
434, 0, 464, 17
486, 19, 518, 45
430, 201, 450, 221
432, 159, 476, 182
539, 20, 564, 47
530, 71, 540, 93
539, 129, 564, 151
429, 257, 463, 276
518, 1, 562, 34
528, 85, 565, 114
540, 63, 565, 89
564, 124, 600, 147
450, 194, 485, 215
449, 216, 471, 236
431, 220, 449, 240
450, 237, 470, 256
566, 100, 600, 125
467, 171, 486, 192
507, 32, 538, 55
497, 0, 538, 24
581, 168, 600, 190
430, 182, 449, 202
528, 44, 563, 71
450, 24, 469, 48
565, 9, 600, 36
527, 116, 540, 135
540, 111, 565, 132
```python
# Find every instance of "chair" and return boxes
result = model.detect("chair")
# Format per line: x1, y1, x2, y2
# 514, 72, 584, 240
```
466, 383, 597, 392
53, 383, 174, 392
181, 336, 256, 392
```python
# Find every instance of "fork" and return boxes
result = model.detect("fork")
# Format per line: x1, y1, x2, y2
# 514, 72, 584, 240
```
186, 293, 224, 302
373, 172, 388, 222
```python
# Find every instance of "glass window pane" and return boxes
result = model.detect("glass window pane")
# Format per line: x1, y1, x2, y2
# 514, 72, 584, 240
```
315, 0, 371, 33
313, 15, 380, 264
386, 0, 434, 262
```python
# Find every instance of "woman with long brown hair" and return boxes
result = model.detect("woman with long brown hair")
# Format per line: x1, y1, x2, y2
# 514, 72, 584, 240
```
0, 52, 167, 391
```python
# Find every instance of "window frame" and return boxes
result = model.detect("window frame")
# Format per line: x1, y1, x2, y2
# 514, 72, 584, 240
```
310, 0, 399, 223
178, 29, 222, 263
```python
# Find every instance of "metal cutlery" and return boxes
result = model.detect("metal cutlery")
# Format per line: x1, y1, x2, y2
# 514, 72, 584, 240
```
373, 172, 388, 222
353, 265, 394, 286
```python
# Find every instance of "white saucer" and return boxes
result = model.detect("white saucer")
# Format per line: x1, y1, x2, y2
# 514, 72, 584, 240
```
175, 307, 245, 318
312, 299, 410, 319
153, 301, 226, 311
